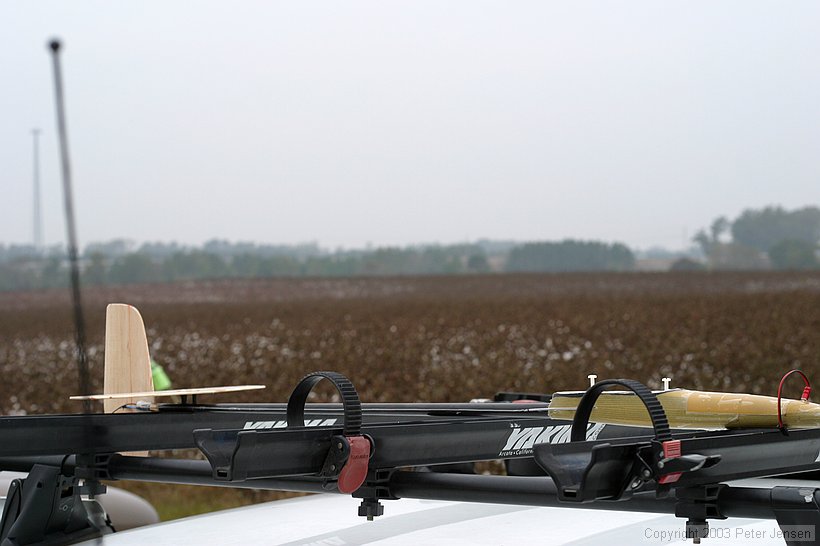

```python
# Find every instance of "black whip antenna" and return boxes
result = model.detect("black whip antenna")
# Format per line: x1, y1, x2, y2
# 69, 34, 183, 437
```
48, 39, 92, 413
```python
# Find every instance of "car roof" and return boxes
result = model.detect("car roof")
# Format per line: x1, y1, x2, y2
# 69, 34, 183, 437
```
78, 490, 788, 545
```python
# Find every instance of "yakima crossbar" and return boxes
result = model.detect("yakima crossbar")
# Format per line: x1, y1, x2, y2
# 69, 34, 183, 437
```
535, 379, 820, 501
4, 372, 820, 545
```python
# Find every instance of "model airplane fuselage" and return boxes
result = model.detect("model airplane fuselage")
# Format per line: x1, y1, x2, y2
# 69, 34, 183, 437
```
549, 388, 820, 429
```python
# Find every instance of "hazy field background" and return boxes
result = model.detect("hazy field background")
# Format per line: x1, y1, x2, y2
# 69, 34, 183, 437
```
2, 272, 819, 518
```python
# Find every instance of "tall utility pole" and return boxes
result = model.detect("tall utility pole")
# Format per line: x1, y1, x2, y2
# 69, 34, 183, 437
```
32, 128, 43, 250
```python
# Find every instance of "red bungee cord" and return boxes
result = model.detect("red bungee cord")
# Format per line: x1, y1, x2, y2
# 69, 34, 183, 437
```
777, 369, 812, 429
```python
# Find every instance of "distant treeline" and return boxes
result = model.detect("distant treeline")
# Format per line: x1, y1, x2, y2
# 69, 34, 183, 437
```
508, 241, 634, 272
0, 239, 635, 291
3, 204, 817, 291
693, 206, 820, 271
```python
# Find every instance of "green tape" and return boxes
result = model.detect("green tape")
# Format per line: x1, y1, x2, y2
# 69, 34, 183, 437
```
151, 359, 173, 391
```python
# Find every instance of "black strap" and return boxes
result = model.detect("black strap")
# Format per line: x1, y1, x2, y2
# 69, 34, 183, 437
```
287, 371, 362, 436
570, 378, 671, 442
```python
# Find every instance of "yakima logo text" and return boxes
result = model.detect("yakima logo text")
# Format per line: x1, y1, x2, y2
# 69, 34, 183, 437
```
243, 418, 338, 430
499, 423, 606, 457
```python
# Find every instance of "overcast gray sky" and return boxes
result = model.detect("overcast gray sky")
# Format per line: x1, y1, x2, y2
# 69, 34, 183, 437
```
2, 1, 819, 251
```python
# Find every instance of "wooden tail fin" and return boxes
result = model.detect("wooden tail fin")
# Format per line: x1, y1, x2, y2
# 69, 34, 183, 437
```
103, 303, 154, 413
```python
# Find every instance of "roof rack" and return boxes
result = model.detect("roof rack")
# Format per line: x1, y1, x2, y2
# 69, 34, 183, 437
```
3, 371, 820, 545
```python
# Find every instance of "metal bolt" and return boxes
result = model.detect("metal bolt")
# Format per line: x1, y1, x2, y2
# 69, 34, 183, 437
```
662, 377, 672, 390
588, 374, 597, 387
658, 461, 665, 469
337, 442, 343, 450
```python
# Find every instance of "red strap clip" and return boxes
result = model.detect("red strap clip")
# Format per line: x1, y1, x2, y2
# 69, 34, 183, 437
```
338, 436, 371, 494
658, 439, 682, 485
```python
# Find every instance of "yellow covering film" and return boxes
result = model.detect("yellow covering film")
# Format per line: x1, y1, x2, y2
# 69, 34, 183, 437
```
548, 389, 820, 429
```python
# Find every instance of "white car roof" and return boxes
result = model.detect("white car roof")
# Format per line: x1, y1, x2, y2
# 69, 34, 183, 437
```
79, 491, 788, 546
